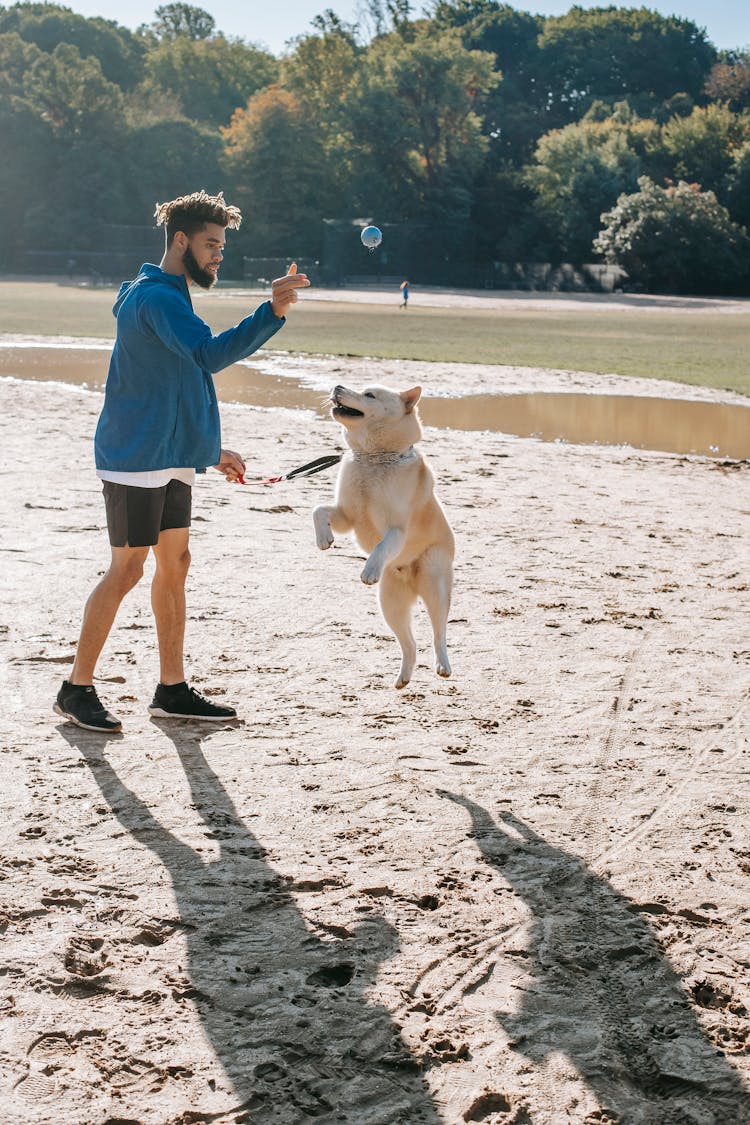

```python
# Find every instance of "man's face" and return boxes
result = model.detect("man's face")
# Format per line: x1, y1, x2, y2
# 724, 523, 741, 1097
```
182, 222, 226, 289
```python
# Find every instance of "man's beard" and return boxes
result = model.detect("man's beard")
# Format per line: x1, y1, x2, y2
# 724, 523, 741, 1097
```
183, 244, 216, 289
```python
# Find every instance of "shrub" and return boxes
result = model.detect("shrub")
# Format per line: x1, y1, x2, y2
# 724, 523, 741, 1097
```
594, 175, 750, 294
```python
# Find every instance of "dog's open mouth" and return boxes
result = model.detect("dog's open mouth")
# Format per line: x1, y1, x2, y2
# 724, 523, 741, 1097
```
332, 394, 364, 418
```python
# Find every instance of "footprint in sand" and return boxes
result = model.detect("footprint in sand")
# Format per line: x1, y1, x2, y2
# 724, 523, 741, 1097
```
63, 934, 107, 977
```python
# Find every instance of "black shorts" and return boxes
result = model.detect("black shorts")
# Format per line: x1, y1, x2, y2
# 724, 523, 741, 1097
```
102, 479, 192, 548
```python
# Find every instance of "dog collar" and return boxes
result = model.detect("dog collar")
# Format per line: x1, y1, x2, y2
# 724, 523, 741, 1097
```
351, 446, 417, 465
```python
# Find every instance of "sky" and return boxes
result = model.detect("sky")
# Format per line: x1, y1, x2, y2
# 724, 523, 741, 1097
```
21, 0, 750, 53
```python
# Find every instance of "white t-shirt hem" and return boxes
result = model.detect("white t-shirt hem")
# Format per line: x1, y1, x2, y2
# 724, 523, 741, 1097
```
97, 467, 196, 488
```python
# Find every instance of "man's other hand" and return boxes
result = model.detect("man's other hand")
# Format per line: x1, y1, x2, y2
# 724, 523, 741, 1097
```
271, 262, 310, 318
213, 449, 246, 482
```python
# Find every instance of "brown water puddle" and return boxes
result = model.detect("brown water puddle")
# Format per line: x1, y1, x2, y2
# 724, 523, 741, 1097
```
2, 346, 749, 460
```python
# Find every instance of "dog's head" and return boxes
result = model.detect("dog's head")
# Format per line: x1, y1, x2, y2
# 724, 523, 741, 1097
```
330, 384, 422, 452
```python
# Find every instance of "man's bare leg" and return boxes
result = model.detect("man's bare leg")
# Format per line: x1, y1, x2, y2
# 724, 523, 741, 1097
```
151, 527, 191, 686
70, 544, 149, 685
147, 527, 236, 720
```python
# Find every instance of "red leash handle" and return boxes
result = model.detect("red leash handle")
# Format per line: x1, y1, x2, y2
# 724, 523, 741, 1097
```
233, 473, 284, 486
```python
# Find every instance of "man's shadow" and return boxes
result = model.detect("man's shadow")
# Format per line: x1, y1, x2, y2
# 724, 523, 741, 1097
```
61, 723, 443, 1123
441, 792, 750, 1124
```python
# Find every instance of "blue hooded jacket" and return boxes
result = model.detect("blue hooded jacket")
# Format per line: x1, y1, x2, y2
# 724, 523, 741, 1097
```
94, 263, 284, 472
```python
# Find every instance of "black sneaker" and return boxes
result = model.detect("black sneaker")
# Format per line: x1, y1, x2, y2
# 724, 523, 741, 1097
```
54, 680, 122, 733
148, 681, 237, 721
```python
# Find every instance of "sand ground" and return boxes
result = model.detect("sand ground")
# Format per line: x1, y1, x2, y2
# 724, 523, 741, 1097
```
1, 344, 749, 1125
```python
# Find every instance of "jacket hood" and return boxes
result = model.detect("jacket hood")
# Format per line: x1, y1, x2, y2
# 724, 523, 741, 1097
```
112, 262, 189, 316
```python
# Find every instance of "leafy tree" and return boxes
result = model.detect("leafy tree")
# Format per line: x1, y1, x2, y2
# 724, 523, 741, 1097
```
121, 83, 183, 128
431, 4, 550, 258
0, 33, 54, 264
0, 28, 43, 92
357, 0, 388, 39
28, 138, 128, 248
472, 159, 550, 261
661, 103, 750, 194
0, 2, 145, 89
525, 112, 661, 260
704, 50, 750, 112
223, 85, 331, 254
284, 14, 359, 108
123, 118, 224, 220
282, 19, 360, 214
724, 141, 750, 229
148, 2, 215, 41
387, 0, 414, 36
142, 34, 278, 126
23, 40, 124, 137
536, 6, 716, 125
431, 2, 517, 88
433, 1, 544, 156
349, 26, 498, 218
0, 97, 55, 267
359, 0, 414, 39
4, 0, 747, 286
18, 42, 130, 246
594, 176, 750, 294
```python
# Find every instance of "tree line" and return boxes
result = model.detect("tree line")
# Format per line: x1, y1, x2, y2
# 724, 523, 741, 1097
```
2, 0, 750, 292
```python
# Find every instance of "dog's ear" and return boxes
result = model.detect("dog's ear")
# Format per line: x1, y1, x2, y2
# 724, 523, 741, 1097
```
400, 386, 422, 413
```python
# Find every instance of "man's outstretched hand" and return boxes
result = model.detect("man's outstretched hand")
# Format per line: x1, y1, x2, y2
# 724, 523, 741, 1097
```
271, 262, 310, 318
213, 449, 246, 483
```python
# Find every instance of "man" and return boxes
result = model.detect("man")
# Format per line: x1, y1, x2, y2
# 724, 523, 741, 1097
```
54, 189, 309, 733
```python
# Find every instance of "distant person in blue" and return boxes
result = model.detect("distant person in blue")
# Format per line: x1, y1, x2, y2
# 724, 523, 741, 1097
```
54, 190, 309, 732
399, 279, 410, 308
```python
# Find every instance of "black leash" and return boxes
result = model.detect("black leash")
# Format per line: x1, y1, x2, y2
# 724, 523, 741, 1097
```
237, 452, 342, 486
285, 453, 343, 480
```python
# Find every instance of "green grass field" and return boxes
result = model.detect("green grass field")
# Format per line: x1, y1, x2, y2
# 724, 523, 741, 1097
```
3, 280, 749, 396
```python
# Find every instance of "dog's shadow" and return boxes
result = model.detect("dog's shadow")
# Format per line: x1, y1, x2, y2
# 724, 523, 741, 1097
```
61, 723, 443, 1123
441, 791, 750, 1123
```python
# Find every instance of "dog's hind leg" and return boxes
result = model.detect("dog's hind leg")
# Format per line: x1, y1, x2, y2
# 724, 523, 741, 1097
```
417, 549, 453, 679
379, 570, 417, 689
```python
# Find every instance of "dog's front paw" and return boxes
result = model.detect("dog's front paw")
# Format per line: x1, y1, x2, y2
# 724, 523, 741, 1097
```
360, 561, 381, 585
313, 508, 335, 551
